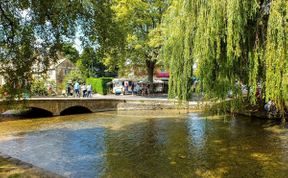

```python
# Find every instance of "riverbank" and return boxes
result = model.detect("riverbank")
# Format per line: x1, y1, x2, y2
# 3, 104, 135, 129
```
205, 99, 288, 121
236, 104, 288, 121
0, 153, 63, 178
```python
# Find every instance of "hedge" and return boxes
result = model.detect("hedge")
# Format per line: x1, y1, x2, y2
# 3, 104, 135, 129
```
86, 77, 113, 95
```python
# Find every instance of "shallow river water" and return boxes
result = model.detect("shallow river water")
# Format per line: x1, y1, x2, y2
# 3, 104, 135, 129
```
0, 111, 288, 178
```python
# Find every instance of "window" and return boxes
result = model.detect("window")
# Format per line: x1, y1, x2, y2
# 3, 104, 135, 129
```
64, 69, 69, 75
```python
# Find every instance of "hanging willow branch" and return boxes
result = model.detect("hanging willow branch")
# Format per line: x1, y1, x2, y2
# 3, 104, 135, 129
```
163, 0, 288, 115
265, 0, 288, 115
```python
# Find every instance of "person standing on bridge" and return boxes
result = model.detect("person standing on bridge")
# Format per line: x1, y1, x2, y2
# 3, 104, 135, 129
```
66, 83, 71, 96
74, 81, 80, 97
87, 84, 92, 98
81, 83, 87, 97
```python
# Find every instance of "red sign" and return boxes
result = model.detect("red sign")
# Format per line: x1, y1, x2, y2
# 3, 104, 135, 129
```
156, 72, 169, 78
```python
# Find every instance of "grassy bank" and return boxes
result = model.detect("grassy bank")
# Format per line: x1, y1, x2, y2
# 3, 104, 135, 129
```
0, 156, 36, 178
0, 155, 62, 178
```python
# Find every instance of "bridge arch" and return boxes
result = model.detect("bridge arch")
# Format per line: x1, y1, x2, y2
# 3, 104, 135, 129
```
1, 107, 53, 118
60, 105, 93, 116
26, 107, 54, 118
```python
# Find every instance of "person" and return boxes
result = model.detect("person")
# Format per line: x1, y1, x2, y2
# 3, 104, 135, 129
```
66, 83, 71, 96
113, 83, 123, 95
264, 100, 277, 115
87, 84, 92, 97
147, 83, 150, 96
270, 101, 277, 115
131, 82, 135, 95
81, 83, 87, 97
70, 84, 73, 96
74, 81, 80, 97
47, 84, 52, 95
142, 83, 147, 96
124, 81, 129, 95
264, 100, 271, 112
134, 83, 141, 95
61, 89, 66, 96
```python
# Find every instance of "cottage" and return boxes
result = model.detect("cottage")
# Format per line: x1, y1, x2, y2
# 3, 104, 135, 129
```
47, 58, 78, 92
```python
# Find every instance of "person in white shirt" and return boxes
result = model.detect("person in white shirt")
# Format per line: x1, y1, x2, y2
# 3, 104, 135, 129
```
87, 84, 92, 97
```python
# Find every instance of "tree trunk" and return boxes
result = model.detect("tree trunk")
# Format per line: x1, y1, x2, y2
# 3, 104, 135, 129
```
146, 60, 155, 84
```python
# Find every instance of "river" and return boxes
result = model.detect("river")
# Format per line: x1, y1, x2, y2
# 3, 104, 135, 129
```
0, 111, 287, 177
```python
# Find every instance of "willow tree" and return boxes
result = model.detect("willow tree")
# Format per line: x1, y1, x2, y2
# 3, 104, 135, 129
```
163, 0, 288, 115
111, 0, 168, 83
162, 0, 198, 100
265, 0, 288, 114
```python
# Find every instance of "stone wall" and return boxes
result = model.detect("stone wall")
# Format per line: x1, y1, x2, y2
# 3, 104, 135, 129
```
117, 100, 207, 112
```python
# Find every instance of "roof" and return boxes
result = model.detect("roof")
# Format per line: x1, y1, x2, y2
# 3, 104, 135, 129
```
49, 58, 74, 69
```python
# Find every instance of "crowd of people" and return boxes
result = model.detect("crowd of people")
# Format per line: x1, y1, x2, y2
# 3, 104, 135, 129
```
64, 81, 92, 97
113, 81, 159, 96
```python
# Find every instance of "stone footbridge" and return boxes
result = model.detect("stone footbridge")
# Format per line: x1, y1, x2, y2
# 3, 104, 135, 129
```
0, 98, 125, 116
0, 98, 200, 116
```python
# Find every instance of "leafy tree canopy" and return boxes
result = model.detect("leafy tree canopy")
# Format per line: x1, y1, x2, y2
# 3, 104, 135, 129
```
59, 43, 79, 64
77, 47, 108, 78
111, 0, 169, 82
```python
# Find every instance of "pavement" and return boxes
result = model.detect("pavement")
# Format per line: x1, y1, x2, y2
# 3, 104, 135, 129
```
28, 94, 204, 106
1, 94, 204, 106
30, 93, 170, 101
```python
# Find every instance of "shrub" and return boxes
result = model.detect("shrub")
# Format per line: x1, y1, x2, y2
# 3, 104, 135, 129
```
31, 79, 48, 96
86, 77, 113, 95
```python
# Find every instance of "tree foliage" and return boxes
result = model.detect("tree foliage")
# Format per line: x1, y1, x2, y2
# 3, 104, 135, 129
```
265, 0, 288, 113
30, 79, 47, 96
0, 0, 86, 98
83, 0, 126, 73
163, 0, 288, 114
0, 0, 119, 99
111, 0, 168, 82
77, 47, 107, 78
60, 43, 79, 63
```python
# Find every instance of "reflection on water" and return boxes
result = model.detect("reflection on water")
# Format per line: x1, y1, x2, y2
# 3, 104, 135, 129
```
0, 111, 288, 178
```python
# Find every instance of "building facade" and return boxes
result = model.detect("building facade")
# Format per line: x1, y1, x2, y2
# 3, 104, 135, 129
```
47, 58, 78, 92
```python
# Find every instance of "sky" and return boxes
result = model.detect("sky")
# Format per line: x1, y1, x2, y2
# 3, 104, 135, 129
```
73, 34, 83, 54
